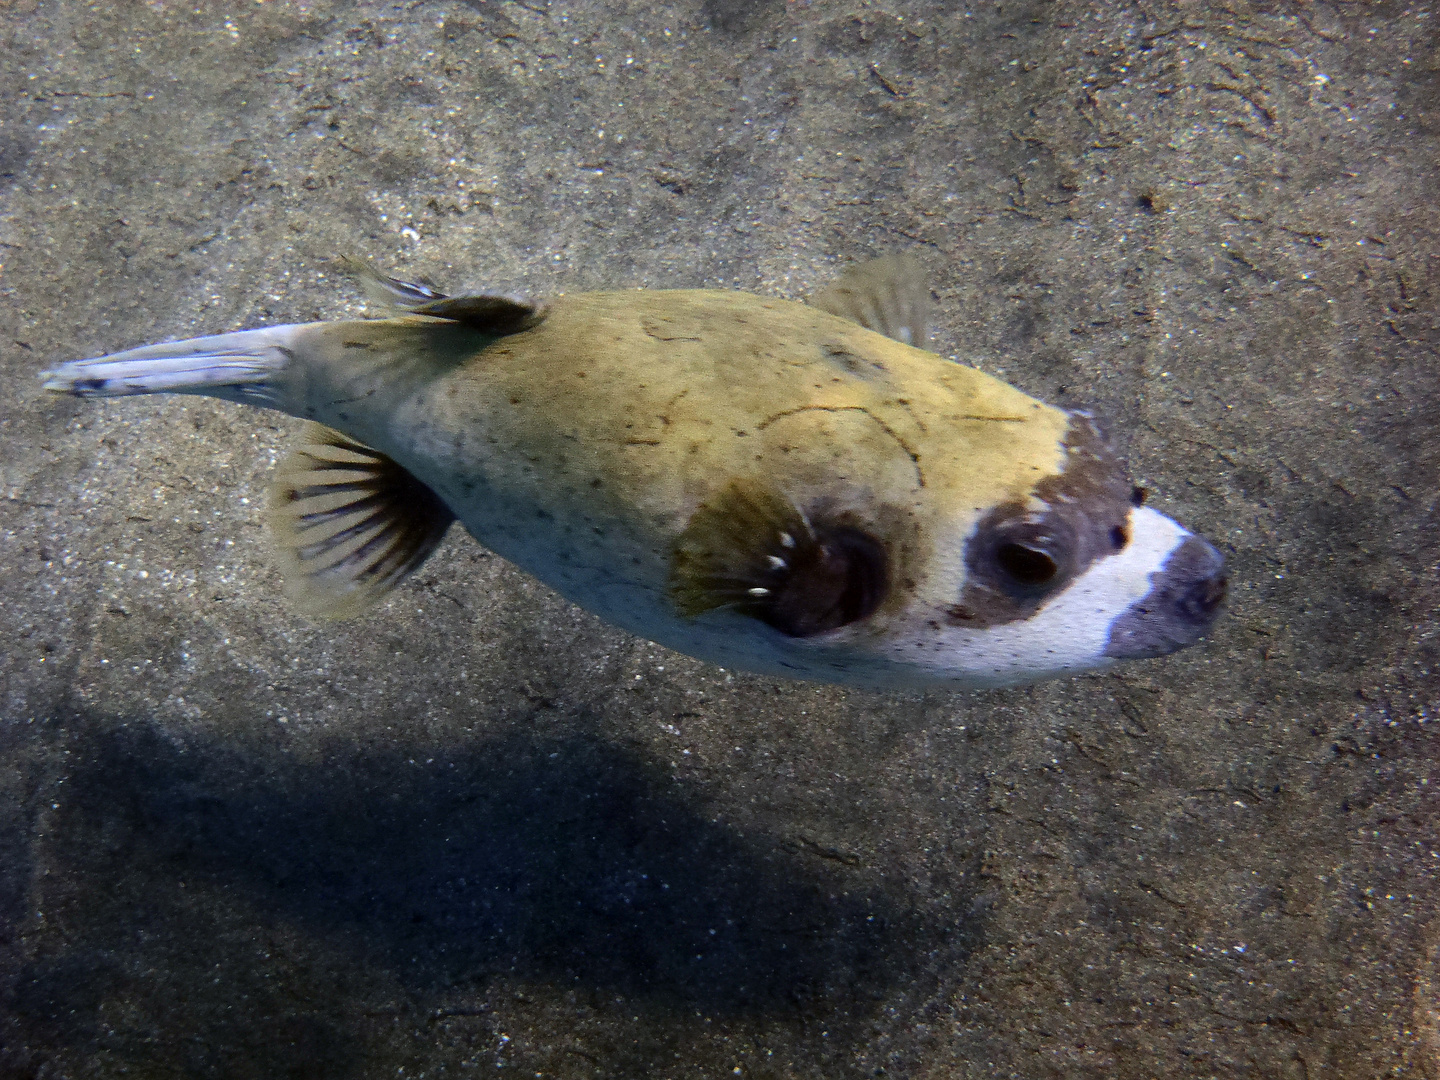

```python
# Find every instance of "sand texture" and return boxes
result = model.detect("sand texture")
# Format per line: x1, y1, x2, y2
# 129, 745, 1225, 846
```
1, 2, 1437, 1076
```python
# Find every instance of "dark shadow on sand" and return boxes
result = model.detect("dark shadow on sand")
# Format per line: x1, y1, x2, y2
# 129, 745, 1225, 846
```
3, 715, 978, 1075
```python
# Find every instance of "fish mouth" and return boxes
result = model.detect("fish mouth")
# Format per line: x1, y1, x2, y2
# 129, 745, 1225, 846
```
1104, 535, 1228, 660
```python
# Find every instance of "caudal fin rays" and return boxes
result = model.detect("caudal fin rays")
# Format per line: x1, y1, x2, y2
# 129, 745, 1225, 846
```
40, 325, 300, 403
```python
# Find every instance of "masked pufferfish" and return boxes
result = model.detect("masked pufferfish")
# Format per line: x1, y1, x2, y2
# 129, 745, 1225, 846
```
42, 256, 1227, 689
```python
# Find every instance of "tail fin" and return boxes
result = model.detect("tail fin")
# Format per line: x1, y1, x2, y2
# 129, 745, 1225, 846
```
40, 325, 302, 406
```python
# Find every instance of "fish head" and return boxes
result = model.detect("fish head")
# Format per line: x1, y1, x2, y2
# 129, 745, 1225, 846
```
881, 412, 1228, 686
668, 407, 1226, 688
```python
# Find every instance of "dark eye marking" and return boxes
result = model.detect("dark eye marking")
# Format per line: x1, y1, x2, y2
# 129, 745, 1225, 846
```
981, 517, 1077, 599
948, 415, 1139, 629
1131, 485, 1147, 507
996, 541, 1060, 587
948, 509, 1080, 627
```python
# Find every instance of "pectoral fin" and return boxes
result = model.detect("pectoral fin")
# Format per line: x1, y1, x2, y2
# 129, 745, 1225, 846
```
809, 255, 930, 349
268, 424, 455, 619
669, 481, 888, 638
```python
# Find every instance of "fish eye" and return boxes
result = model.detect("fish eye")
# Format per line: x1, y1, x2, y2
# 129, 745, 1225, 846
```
977, 516, 1077, 598
995, 541, 1059, 586
954, 418, 1139, 626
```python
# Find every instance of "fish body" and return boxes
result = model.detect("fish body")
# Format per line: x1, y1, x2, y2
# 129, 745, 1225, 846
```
43, 261, 1226, 688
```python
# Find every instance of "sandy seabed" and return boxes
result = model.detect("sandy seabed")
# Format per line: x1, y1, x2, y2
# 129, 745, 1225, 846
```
1, 2, 1437, 1077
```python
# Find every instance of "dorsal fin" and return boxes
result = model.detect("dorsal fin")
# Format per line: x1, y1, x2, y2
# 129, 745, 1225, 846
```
340, 255, 449, 308
808, 255, 930, 349
340, 256, 547, 336
408, 295, 546, 335
268, 423, 455, 619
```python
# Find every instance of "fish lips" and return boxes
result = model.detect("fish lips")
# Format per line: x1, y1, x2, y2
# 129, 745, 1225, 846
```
1104, 534, 1228, 660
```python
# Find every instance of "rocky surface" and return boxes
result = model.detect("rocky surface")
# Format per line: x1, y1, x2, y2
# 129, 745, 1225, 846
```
1, 1, 1437, 1076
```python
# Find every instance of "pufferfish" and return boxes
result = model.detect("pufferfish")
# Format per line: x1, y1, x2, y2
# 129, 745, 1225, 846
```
41, 257, 1226, 688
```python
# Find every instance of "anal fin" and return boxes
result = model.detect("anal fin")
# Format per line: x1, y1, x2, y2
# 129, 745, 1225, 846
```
268, 424, 455, 619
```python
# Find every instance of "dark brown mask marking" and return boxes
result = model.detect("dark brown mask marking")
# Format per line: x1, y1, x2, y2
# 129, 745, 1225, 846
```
946, 414, 1136, 628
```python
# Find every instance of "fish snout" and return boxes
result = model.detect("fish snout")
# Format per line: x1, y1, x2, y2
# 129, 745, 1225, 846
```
1105, 534, 1228, 660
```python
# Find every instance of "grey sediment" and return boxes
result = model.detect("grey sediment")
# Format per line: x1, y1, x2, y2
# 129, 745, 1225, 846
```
1, 2, 1437, 1076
